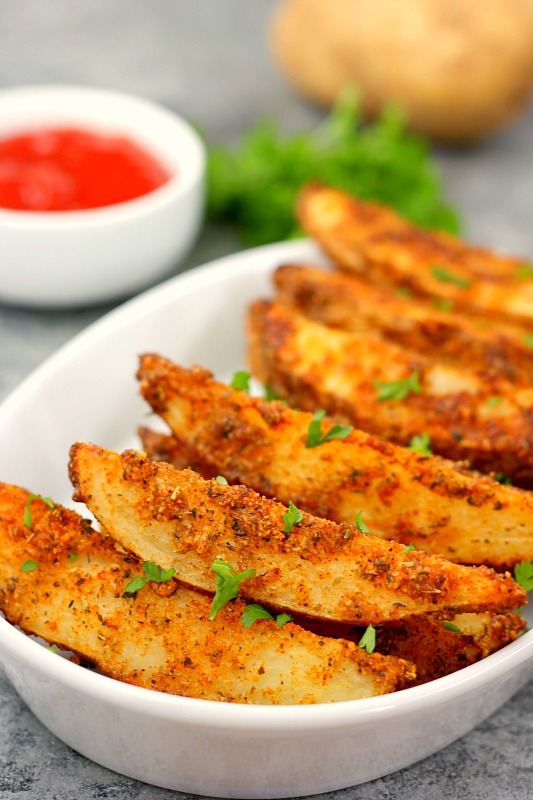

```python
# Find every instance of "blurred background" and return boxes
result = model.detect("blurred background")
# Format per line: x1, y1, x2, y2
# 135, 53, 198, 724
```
1, 2, 533, 798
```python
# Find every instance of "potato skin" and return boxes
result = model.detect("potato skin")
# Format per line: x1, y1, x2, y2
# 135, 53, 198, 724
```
270, 0, 533, 142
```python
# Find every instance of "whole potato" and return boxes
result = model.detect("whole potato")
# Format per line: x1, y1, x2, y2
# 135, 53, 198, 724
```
270, 0, 533, 143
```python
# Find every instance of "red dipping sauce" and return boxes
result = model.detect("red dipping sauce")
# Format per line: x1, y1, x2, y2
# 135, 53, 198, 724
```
0, 128, 171, 211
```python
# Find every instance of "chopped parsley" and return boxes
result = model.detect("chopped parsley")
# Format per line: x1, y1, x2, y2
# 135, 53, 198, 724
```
209, 559, 255, 620
443, 621, 462, 634
207, 90, 459, 246
215, 475, 229, 486
486, 396, 503, 408
431, 265, 472, 290
514, 560, 533, 592
264, 385, 282, 401
523, 334, 533, 349
407, 432, 433, 456
358, 624, 376, 654
24, 493, 55, 529
433, 297, 454, 312
493, 472, 512, 485
305, 409, 352, 448
21, 559, 39, 572
124, 561, 176, 594
355, 510, 370, 533
395, 286, 412, 299
374, 370, 422, 402
282, 500, 303, 534
230, 370, 251, 392
402, 544, 416, 555
515, 263, 533, 280
68, 552, 79, 563
242, 603, 292, 628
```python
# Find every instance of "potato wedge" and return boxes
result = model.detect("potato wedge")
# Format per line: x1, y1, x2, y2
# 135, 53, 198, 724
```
136, 356, 533, 567
69, 443, 526, 624
247, 299, 533, 486
274, 264, 533, 385
297, 184, 533, 326
0, 482, 415, 703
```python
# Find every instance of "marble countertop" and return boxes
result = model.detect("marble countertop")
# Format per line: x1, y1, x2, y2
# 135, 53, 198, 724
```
1, 2, 533, 798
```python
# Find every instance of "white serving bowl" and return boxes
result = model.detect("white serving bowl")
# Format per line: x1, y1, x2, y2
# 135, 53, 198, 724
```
0, 240, 532, 798
0, 85, 205, 308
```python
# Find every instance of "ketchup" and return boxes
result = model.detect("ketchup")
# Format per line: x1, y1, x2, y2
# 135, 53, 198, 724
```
0, 128, 171, 211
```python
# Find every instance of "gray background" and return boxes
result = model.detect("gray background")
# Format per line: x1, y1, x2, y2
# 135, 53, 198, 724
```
1, 2, 533, 798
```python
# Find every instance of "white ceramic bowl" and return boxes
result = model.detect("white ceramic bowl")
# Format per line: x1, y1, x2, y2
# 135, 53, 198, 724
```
0, 85, 205, 308
0, 240, 532, 798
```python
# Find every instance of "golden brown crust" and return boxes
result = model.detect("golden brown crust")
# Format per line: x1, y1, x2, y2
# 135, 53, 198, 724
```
69, 443, 526, 624
274, 264, 533, 386
135, 356, 533, 568
297, 184, 533, 326
0, 481, 414, 703
247, 299, 533, 486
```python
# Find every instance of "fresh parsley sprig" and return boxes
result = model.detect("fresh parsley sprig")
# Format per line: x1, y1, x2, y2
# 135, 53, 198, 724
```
209, 559, 255, 620
306, 409, 352, 448
514, 560, 533, 592
124, 561, 176, 594
206, 90, 459, 246
242, 603, 292, 628
374, 370, 422, 402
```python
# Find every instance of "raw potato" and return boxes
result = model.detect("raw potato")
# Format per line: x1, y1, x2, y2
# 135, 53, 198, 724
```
270, 0, 533, 142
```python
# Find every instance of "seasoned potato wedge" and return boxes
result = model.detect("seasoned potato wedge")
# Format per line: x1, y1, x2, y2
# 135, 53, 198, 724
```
274, 264, 533, 385
304, 611, 526, 687
0, 482, 416, 703
137, 356, 533, 567
247, 299, 533, 486
297, 184, 533, 326
69, 443, 526, 624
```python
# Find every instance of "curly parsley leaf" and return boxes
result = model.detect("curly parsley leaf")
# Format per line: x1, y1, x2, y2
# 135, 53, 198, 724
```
24, 493, 55, 529
282, 500, 304, 534
206, 90, 460, 246
306, 409, 353, 448
242, 603, 292, 628
374, 370, 422, 402
514, 560, 533, 592
358, 624, 376, 654
209, 559, 255, 620
408, 432, 433, 456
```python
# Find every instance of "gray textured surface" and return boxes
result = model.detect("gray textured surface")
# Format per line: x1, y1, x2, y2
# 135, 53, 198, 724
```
1, 2, 533, 797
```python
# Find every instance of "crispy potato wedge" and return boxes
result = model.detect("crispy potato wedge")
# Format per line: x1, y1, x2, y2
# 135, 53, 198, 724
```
0, 482, 416, 704
136, 356, 533, 567
303, 611, 526, 687
274, 264, 533, 385
297, 184, 533, 326
247, 299, 533, 486
69, 443, 526, 624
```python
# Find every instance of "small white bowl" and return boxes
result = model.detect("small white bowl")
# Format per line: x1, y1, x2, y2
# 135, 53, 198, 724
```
0, 85, 205, 308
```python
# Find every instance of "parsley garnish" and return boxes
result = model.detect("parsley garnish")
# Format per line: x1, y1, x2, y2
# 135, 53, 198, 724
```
21, 559, 39, 572
493, 472, 512, 486
407, 432, 432, 455
24, 493, 55, 529
486, 396, 503, 408
209, 559, 255, 620
402, 544, 416, 555
515, 264, 533, 280
433, 297, 454, 312
68, 552, 78, 563
124, 561, 176, 594
230, 371, 251, 392
374, 370, 422, 402
514, 560, 533, 592
358, 624, 376, 654
443, 621, 462, 633
305, 409, 352, 448
282, 500, 303, 534
264, 385, 282, 401
242, 603, 292, 628
355, 511, 370, 533
206, 90, 459, 246
395, 286, 412, 299
523, 334, 533, 349
215, 475, 228, 486
431, 265, 472, 289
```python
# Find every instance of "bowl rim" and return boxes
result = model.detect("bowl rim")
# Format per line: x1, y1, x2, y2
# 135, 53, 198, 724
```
0, 83, 205, 227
